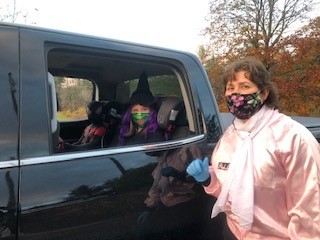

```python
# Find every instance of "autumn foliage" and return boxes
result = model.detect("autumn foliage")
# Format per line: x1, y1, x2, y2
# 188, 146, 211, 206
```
200, 13, 320, 117
273, 19, 320, 116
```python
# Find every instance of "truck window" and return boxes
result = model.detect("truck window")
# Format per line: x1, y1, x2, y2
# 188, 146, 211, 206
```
55, 76, 94, 122
117, 75, 182, 99
116, 75, 183, 103
47, 46, 200, 154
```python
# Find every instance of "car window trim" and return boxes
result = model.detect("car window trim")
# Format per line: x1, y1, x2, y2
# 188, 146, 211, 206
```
19, 134, 205, 166
0, 160, 19, 169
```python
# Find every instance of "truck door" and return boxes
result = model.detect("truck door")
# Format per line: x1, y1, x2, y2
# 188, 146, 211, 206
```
18, 26, 223, 240
0, 25, 20, 239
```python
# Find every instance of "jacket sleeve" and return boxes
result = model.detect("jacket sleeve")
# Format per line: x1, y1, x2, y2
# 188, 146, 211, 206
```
281, 124, 320, 239
203, 166, 221, 198
203, 140, 222, 198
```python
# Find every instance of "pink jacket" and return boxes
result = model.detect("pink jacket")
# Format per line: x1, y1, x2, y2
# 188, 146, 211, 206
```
205, 111, 320, 239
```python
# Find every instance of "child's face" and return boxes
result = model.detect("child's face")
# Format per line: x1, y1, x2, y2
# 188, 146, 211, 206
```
131, 104, 150, 114
131, 104, 151, 128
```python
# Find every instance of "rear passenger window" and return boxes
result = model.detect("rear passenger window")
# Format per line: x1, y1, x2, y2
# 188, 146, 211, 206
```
47, 46, 201, 154
131, 75, 181, 97
116, 75, 182, 103
55, 77, 94, 122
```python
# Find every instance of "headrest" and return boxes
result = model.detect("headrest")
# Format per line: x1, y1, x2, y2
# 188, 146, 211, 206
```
102, 101, 122, 123
157, 96, 183, 132
86, 101, 105, 124
87, 101, 104, 115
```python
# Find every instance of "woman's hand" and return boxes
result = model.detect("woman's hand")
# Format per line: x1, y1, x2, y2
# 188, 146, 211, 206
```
186, 157, 210, 183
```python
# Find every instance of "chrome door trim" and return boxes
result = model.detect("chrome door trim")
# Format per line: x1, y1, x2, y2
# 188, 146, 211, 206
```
0, 160, 19, 169
19, 134, 205, 167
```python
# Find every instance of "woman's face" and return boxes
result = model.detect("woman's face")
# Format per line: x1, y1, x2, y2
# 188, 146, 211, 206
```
225, 71, 259, 96
131, 104, 151, 128
225, 71, 269, 102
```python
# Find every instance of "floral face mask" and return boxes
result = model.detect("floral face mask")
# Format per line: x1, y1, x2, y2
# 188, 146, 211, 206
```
131, 112, 150, 128
226, 91, 262, 119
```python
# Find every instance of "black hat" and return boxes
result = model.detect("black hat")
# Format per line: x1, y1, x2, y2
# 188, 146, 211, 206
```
130, 71, 155, 107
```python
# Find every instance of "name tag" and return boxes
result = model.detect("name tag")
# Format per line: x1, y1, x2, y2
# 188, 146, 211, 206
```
218, 162, 230, 170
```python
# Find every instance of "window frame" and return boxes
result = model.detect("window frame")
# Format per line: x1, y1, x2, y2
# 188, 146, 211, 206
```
45, 43, 205, 157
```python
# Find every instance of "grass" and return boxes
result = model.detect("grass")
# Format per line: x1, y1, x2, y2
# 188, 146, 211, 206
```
57, 107, 87, 121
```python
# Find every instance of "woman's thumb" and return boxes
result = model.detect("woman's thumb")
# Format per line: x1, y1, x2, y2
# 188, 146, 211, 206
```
203, 157, 209, 168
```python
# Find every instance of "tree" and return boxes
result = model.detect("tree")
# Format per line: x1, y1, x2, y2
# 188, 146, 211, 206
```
201, 0, 319, 116
0, 0, 18, 22
56, 78, 93, 114
0, 0, 38, 24
205, 0, 315, 67
198, 45, 228, 111
273, 17, 320, 116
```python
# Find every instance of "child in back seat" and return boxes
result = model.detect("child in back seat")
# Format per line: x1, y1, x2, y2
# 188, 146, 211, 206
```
117, 72, 165, 146
58, 101, 107, 152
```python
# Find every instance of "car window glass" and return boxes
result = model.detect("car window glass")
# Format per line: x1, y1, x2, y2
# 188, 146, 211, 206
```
55, 77, 94, 122
47, 47, 198, 154
116, 75, 182, 102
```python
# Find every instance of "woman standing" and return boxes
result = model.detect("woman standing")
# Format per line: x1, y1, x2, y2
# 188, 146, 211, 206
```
187, 57, 320, 239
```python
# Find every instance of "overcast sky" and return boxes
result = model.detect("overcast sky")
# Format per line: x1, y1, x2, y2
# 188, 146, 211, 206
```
13, 0, 211, 54
5, 0, 319, 54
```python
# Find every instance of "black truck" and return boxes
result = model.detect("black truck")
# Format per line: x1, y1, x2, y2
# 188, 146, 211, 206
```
0, 22, 319, 240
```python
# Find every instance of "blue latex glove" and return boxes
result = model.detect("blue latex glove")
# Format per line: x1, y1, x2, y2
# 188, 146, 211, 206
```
186, 157, 210, 183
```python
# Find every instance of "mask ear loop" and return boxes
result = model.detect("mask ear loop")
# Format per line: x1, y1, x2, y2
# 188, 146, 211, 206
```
254, 90, 266, 115
257, 89, 266, 105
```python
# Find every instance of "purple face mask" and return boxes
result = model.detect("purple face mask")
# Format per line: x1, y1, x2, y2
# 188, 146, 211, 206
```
226, 91, 262, 119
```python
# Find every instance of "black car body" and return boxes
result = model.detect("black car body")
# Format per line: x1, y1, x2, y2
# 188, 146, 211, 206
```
0, 22, 225, 240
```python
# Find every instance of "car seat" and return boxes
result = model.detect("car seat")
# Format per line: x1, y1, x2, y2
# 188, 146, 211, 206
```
73, 101, 106, 147
101, 101, 123, 147
157, 96, 190, 140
